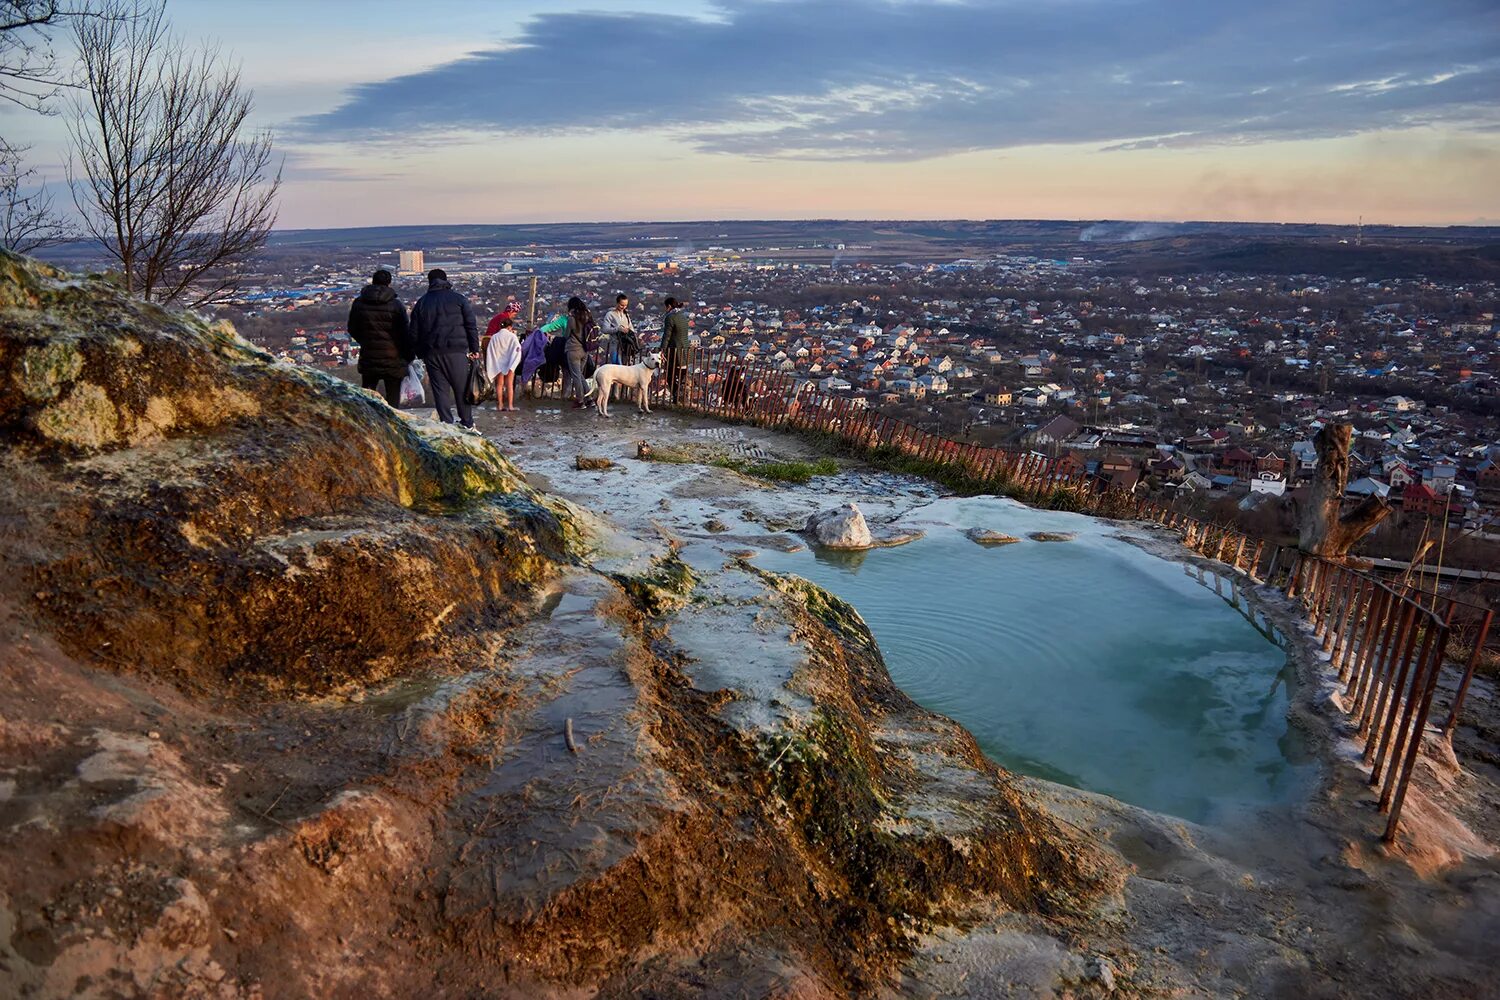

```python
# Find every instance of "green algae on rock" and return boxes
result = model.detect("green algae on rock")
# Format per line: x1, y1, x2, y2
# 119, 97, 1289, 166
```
0, 249, 584, 695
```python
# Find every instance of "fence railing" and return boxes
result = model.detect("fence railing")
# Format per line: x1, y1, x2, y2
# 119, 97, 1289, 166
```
1286, 558, 1455, 842
639, 347, 1493, 844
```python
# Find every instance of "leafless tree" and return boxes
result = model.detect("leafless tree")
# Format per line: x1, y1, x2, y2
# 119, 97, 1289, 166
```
1, 0, 128, 112
1, 137, 71, 250
68, 0, 280, 305
1, 0, 73, 111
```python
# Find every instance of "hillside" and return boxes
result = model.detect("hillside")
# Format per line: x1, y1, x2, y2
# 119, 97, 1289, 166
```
1109, 239, 1500, 282
0, 252, 1105, 997
4, 250, 1497, 999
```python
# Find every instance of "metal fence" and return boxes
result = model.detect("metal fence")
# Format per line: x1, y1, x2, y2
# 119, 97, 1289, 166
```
635, 347, 1493, 844
1287, 558, 1455, 842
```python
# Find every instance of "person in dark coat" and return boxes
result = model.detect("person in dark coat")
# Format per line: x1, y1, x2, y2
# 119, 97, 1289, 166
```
347, 269, 412, 406
662, 296, 692, 403
409, 268, 480, 428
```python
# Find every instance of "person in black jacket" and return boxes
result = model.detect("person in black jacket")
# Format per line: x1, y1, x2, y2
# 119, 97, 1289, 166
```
347, 269, 412, 406
409, 268, 480, 428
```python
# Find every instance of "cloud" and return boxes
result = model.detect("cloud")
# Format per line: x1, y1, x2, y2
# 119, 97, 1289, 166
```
294, 0, 1500, 160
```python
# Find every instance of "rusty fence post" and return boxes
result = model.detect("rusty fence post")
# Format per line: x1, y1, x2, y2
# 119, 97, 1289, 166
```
1381, 616, 1453, 842
1441, 609, 1494, 741
1364, 600, 1424, 764
1356, 595, 1414, 737
1348, 586, 1392, 707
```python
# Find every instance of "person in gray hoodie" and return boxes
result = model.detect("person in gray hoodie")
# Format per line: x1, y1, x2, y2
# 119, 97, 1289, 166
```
409, 268, 480, 427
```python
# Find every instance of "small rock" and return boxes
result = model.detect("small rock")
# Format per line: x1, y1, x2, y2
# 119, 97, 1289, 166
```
966, 527, 1021, 546
636, 440, 653, 459
704, 518, 731, 533
1089, 956, 1117, 992
575, 455, 613, 471
147, 730, 161, 740
871, 527, 923, 547
804, 503, 873, 550
223, 927, 238, 941
1028, 531, 1078, 543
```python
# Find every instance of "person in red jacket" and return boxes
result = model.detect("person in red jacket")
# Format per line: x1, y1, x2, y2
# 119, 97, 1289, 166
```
485, 297, 521, 338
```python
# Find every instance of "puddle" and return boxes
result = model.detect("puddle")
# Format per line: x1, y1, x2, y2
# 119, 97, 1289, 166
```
753, 496, 1316, 825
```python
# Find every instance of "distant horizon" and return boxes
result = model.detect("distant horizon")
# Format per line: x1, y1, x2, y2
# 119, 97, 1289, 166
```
260, 217, 1500, 237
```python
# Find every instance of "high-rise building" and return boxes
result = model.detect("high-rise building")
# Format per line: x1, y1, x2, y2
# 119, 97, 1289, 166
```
398, 249, 425, 275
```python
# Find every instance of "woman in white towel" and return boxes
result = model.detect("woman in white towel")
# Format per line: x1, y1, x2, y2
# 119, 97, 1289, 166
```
484, 316, 522, 411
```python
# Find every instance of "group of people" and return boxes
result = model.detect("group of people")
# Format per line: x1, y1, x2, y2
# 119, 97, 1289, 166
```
347, 268, 694, 429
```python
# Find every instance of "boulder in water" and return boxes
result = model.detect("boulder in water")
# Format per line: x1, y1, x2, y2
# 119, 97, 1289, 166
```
804, 503, 873, 549
1029, 531, 1078, 543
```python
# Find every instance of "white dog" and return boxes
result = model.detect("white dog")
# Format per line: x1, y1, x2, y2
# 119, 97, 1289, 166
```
588, 355, 661, 416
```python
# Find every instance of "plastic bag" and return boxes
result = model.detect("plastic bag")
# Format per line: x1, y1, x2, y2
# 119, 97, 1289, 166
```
399, 360, 426, 407
464, 358, 490, 406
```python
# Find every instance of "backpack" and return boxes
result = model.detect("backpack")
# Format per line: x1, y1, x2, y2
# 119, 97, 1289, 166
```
570, 316, 599, 355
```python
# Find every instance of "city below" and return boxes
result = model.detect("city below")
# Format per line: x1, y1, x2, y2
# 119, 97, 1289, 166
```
41, 217, 1500, 569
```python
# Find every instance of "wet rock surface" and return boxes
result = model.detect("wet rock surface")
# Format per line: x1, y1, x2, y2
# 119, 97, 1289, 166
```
3, 252, 1497, 999
0, 254, 1105, 997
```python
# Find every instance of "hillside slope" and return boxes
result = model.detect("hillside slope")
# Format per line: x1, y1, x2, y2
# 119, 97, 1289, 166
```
0, 252, 1106, 998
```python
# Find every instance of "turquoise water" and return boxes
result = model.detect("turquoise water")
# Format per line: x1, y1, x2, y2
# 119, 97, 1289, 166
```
754, 497, 1314, 824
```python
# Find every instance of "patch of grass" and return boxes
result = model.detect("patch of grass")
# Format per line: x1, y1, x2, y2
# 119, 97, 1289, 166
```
715, 456, 840, 484
642, 444, 698, 464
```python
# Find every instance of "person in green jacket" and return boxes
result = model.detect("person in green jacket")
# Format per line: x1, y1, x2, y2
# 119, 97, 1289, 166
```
662, 296, 691, 403
535, 297, 598, 407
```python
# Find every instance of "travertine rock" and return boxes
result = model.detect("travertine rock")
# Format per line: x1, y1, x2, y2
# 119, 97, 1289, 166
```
805, 502, 874, 549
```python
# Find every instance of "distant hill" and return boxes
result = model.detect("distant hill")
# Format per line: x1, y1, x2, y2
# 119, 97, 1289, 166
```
1110, 240, 1500, 282
35, 218, 1500, 271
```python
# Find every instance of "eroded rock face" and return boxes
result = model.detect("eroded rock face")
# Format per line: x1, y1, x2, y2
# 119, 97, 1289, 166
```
805, 502, 874, 549
1, 251, 579, 695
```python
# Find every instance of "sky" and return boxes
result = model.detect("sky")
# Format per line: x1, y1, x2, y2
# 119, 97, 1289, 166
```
4, 0, 1499, 229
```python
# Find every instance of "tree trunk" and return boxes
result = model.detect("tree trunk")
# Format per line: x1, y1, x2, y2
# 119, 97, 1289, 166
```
1298, 422, 1390, 559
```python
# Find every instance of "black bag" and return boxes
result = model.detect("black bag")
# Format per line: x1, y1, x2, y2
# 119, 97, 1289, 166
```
464, 358, 490, 405
616, 328, 641, 363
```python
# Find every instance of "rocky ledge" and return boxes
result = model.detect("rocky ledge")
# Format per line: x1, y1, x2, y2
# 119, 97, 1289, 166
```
0, 252, 1110, 997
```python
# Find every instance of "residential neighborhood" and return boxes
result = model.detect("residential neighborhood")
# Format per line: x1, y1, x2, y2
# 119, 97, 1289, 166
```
213, 237, 1500, 564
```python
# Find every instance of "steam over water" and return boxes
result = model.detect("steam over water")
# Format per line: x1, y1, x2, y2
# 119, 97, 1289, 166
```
755, 497, 1314, 824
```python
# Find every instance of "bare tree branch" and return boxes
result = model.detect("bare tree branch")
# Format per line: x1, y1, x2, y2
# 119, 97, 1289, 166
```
68, 0, 280, 306
0, 137, 72, 251
0, 0, 129, 112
